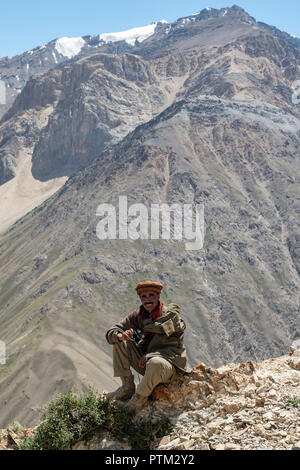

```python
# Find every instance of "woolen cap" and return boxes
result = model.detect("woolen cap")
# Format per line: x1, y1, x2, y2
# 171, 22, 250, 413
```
135, 281, 163, 295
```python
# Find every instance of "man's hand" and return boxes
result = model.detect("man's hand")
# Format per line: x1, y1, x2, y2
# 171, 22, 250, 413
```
139, 355, 147, 369
117, 329, 134, 341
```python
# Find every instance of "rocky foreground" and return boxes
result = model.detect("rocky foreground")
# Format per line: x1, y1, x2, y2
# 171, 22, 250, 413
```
1, 347, 299, 451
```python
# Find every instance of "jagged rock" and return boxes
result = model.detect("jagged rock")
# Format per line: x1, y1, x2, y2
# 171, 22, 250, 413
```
288, 357, 300, 371
152, 361, 257, 407
0, 425, 37, 450
150, 349, 300, 450
224, 443, 240, 450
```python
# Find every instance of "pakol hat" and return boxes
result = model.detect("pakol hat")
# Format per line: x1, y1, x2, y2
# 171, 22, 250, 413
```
135, 281, 163, 296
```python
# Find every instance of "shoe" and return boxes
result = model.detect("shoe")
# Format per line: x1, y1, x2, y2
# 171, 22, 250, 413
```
106, 375, 135, 401
126, 393, 148, 413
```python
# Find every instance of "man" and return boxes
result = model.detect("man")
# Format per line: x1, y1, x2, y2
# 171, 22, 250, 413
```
105, 280, 191, 412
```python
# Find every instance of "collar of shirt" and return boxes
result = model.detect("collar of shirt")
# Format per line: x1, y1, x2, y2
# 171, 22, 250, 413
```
140, 301, 163, 321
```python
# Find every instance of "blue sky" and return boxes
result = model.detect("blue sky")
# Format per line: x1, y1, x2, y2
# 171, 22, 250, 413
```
1, 0, 300, 58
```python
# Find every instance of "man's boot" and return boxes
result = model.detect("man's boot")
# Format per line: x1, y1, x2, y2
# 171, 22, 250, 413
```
106, 375, 135, 401
126, 393, 148, 413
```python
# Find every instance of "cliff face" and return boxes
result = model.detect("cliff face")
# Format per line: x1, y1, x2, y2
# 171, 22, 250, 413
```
0, 32, 137, 120
1, 347, 299, 450
30, 54, 176, 180
0, 6, 299, 430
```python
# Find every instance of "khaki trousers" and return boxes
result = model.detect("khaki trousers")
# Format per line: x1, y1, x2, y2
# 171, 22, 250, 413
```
112, 340, 178, 397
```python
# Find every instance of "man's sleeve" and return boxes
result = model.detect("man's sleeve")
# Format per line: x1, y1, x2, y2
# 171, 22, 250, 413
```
105, 311, 138, 344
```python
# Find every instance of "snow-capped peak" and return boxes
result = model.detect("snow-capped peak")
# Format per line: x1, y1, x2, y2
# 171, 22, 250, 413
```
55, 37, 86, 59
46, 21, 168, 60
99, 22, 162, 46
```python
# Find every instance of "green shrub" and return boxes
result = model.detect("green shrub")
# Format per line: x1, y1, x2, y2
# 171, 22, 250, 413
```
283, 396, 300, 408
8, 422, 24, 434
19, 389, 173, 450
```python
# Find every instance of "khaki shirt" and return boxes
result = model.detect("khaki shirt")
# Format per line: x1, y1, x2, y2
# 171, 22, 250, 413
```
106, 303, 192, 374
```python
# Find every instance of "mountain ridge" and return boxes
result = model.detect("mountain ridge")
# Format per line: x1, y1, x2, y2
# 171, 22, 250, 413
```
1, 4, 299, 119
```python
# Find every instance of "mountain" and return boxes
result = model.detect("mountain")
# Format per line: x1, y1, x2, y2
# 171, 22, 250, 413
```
0, 5, 299, 428
1, 5, 299, 121
0, 21, 166, 120
1, 5, 300, 223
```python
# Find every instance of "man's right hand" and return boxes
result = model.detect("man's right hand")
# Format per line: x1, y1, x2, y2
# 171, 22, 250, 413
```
117, 329, 134, 341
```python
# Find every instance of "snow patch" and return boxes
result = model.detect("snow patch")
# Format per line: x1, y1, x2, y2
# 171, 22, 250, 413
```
52, 51, 58, 63
99, 23, 158, 46
55, 37, 86, 58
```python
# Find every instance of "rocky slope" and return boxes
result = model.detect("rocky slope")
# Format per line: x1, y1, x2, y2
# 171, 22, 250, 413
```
0, 6, 299, 429
1, 346, 299, 450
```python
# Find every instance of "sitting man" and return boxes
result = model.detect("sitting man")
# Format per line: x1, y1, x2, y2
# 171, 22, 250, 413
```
105, 280, 191, 412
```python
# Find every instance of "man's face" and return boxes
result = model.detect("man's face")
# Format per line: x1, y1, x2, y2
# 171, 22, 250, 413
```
139, 290, 160, 313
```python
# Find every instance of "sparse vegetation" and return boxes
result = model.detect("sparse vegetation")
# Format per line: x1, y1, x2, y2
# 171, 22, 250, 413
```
283, 396, 300, 408
8, 422, 24, 433
19, 389, 173, 450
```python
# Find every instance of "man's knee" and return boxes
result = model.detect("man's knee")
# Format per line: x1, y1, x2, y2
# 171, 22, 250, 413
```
146, 356, 174, 380
147, 356, 166, 369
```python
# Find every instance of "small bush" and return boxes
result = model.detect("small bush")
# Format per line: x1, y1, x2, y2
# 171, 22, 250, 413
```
283, 396, 300, 408
8, 422, 24, 434
19, 389, 173, 450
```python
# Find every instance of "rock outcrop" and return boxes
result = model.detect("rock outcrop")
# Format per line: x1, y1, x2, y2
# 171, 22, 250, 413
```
150, 347, 300, 450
